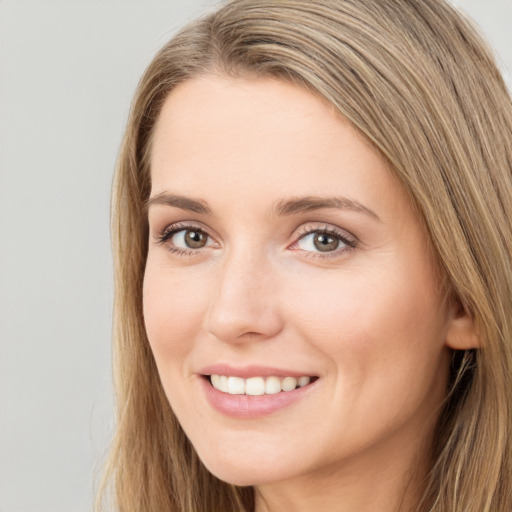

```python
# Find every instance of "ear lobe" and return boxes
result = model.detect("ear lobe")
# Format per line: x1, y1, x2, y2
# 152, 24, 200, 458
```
445, 303, 480, 350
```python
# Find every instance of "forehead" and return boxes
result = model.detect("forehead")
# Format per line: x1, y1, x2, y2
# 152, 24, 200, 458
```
150, 75, 349, 169
149, 75, 409, 221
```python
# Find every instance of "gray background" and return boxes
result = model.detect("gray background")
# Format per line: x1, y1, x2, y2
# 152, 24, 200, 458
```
0, 1, 510, 511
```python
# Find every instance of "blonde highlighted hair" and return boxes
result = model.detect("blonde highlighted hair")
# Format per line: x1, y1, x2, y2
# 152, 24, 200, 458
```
98, 1, 512, 510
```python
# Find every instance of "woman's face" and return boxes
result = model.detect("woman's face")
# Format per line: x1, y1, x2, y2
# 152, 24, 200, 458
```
144, 75, 457, 488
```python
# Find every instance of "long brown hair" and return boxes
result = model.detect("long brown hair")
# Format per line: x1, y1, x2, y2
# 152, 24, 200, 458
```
98, 1, 512, 510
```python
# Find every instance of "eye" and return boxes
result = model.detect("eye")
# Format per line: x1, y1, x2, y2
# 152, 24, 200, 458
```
171, 228, 211, 249
291, 225, 357, 258
297, 232, 345, 252
155, 223, 216, 254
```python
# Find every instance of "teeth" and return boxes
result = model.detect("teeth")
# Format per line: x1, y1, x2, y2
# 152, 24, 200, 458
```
298, 376, 311, 387
210, 375, 313, 395
246, 377, 265, 395
265, 376, 281, 395
211, 374, 228, 392
211, 374, 221, 389
227, 376, 245, 395
281, 376, 297, 391
218, 375, 228, 392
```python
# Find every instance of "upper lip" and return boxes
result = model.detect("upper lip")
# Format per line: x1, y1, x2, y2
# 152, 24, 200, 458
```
199, 363, 318, 379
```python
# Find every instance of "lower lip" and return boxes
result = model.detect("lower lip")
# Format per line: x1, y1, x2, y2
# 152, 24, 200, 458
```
200, 377, 317, 419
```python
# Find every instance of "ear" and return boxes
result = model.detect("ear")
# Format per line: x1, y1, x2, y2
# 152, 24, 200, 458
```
445, 300, 480, 350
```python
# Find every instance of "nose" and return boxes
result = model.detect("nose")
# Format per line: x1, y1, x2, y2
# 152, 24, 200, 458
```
204, 249, 284, 344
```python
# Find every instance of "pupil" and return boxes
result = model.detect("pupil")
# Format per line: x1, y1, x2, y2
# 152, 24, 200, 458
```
314, 233, 338, 252
185, 230, 207, 248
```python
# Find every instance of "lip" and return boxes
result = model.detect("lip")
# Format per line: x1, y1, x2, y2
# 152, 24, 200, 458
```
198, 366, 319, 419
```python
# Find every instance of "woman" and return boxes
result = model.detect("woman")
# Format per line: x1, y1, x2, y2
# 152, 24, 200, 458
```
98, 0, 512, 510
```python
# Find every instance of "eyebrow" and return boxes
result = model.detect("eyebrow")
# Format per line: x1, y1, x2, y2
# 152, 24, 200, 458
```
146, 192, 212, 214
146, 192, 380, 221
272, 196, 381, 221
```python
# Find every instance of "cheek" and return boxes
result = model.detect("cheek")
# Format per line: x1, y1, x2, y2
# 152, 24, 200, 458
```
283, 264, 448, 381
282, 266, 413, 338
282, 266, 450, 440
142, 262, 211, 362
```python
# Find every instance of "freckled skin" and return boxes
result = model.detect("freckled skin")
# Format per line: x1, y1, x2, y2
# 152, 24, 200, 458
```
143, 76, 464, 512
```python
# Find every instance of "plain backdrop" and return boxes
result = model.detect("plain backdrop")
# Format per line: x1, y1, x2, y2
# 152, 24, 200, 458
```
0, 1, 510, 511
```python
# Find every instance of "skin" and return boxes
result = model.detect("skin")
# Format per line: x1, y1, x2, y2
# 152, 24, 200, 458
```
144, 75, 475, 512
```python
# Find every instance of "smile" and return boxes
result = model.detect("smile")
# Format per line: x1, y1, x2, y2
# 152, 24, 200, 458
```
201, 373, 319, 418
209, 375, 314, 395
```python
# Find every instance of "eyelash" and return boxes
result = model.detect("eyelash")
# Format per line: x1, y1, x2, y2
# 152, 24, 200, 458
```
155, 222, 358, 259
291, 225, 357, 259
155, 222, 211, 257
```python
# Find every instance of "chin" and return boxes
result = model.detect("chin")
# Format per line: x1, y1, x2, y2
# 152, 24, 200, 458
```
197, 449, 299, 487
